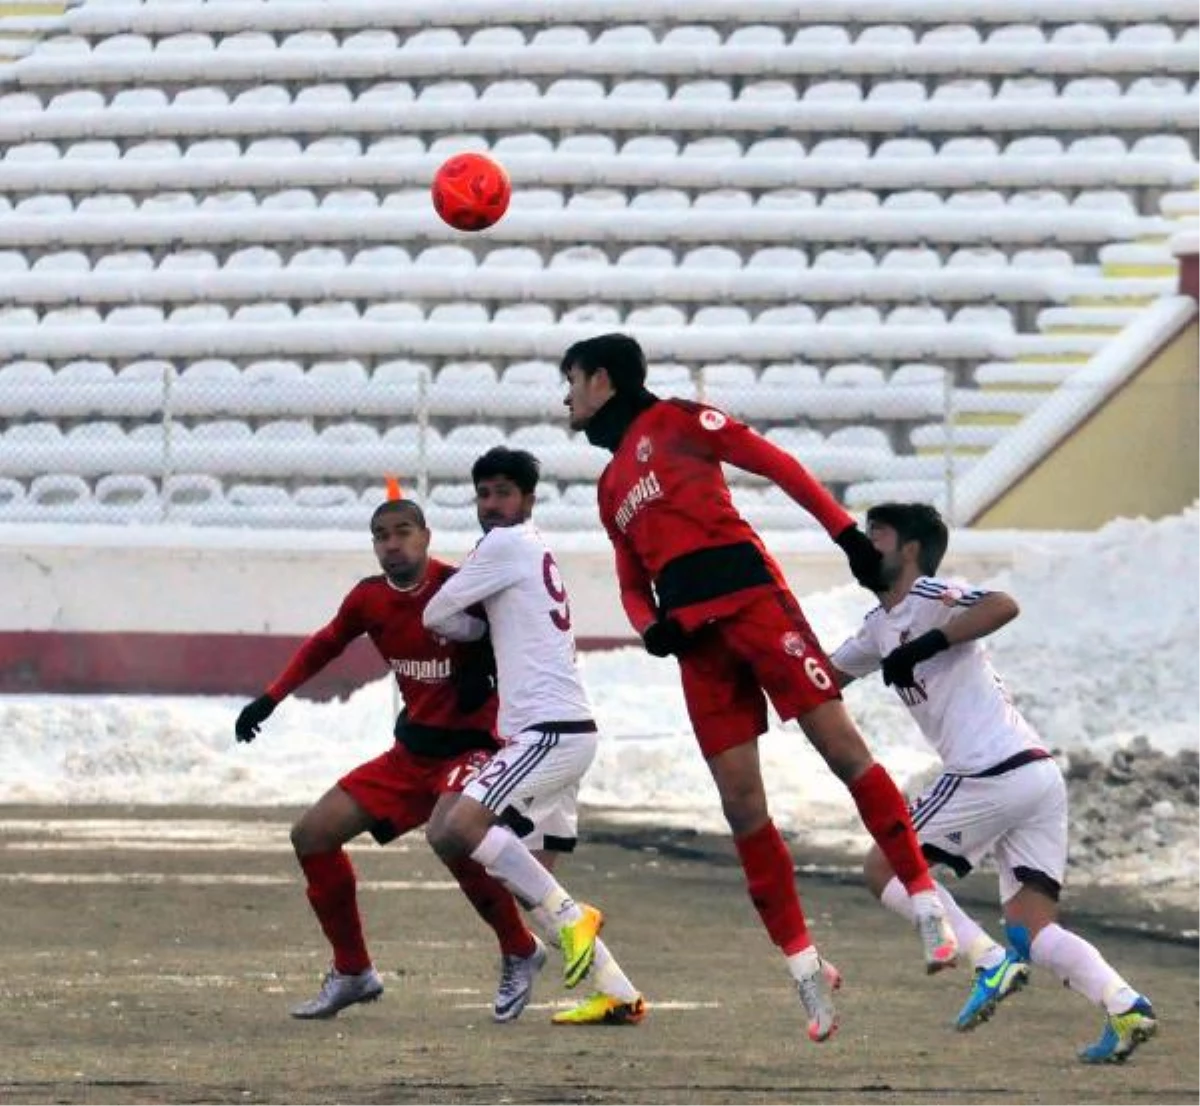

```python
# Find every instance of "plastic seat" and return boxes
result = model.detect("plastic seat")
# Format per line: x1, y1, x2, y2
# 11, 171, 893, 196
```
59, 359, 114, 386
531, 27, 589, 48
629, 189, 690, 212
244, 359, 304, 387
546, 78, 605, 100
646, 364, 695, 399
481, 79, 540, 100
418, 244, 478, 270
291, 246, 347, 269
594, 26, 654, 49
164, 474, 224, 510
497, 304, 557, 325
32, 251, 90, 273
419, 80, 478, 103
739, 80, 796, 102
803, 80, 861, 103
609, 80, 670, 102
675, 80, 732, 102
627, 305, 687, 327
319, 422, 379, 446
174, 86, 230, 108
481, 247, 543, 269
30, 474, 91, 509
343, 29, 400, 52
618, 246, 675, 268
728, 26, 786, 48
746, 247, 808, 271
681, 246, 741, 270
95, 474, 159, 514
64, 141, 121, 161
294, 484, 359, 511
693, 306, 751, 328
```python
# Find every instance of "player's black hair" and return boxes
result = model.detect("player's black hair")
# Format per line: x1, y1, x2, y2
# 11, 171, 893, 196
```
866, 502, 949, 575
370, 498, 427, 530
471, 446, 540, 495
559, 332, 648, 395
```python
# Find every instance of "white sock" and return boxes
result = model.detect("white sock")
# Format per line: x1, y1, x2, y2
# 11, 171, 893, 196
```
529, 902, 637, 1000
1030, 923, 1138, 1013
589, 940, 640, 1002
528, 904, 561, 948
786, 944, 822, 984
470, 826, 581, 922
880, 878, 1004, 969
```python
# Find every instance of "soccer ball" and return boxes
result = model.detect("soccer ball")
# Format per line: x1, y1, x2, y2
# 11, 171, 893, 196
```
431, 152, 511, 232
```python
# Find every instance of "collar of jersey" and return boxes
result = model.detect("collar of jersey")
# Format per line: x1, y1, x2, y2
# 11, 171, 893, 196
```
584, 388, 660, 451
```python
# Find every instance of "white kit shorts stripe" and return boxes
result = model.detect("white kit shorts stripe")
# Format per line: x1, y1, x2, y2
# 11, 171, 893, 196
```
463, 722, 598, 849
909, 756, 1068, 904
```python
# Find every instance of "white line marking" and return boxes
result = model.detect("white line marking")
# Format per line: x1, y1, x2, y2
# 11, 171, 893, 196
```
0, 873, 457, 889
449, 999, 720, 1012
4, 842, 299, 853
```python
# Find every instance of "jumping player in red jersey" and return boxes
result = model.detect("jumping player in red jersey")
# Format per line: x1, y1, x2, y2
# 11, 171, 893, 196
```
233, 498, 546, 1022
560, 333, 957, 1043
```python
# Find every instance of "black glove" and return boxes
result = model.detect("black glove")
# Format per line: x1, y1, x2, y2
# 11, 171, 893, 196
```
834, 524, 887, 593
642, 618, 689, 658
880, 630, 949, 690
454, 638, 497, 715
235, 693, 277, 743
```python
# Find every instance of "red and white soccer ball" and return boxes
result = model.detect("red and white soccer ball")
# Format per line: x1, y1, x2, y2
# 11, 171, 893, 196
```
431, 152, 512, 232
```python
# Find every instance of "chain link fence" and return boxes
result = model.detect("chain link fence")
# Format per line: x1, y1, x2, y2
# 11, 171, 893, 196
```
0, 355, 980, 531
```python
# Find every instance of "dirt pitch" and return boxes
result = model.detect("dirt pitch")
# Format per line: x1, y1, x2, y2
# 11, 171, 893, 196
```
0, 805, 1195, 1105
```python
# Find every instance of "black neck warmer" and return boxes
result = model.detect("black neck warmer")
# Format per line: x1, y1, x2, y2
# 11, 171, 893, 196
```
583, 388, 660, 453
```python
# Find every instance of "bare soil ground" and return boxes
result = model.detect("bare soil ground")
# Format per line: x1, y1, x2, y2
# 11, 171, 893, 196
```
0, 805, 1195, 1105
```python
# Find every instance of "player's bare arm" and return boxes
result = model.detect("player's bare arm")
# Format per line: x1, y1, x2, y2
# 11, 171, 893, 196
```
941, 591, 1020, 647
880, 590, 1019, 690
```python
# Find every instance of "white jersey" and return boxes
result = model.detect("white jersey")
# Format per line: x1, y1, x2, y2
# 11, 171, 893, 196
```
422, 521, 593, 737
830, 576, 1046, 775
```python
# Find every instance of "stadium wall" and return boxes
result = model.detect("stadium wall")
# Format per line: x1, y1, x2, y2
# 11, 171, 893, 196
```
0, 527, 1036, 697
958, 295, 1199, 529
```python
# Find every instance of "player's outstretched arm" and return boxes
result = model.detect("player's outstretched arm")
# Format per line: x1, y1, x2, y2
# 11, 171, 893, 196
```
880, 590, 1019, 688
233, 593, 365, 743
716, 426, 885, 590
941, 590, 1019, 645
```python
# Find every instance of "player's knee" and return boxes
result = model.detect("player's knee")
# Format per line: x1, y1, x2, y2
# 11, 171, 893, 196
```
719, 789, 768, 837
426, 809, 470, 859
290, 818, 325, 857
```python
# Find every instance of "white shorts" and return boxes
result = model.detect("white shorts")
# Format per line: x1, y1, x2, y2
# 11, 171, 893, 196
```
462, 721, 598, 854
909, 755, 1068, 904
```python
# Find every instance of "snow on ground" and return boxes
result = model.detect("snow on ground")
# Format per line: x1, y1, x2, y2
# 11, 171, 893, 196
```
0, 509, 1195, 910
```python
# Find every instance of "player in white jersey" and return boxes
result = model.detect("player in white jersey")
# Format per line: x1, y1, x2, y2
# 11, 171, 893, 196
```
830, 503, 1157, 1064
423, 446, 646, 1027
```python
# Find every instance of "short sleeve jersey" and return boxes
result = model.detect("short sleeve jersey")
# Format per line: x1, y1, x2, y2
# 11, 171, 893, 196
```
830, 576, 1046, 775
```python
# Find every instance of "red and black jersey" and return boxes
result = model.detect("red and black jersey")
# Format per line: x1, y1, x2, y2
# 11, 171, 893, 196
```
266, 558, 498, 753
597, 399, 854, 633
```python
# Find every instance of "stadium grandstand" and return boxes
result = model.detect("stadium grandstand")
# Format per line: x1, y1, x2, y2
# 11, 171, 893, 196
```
0, 0, 1196, 533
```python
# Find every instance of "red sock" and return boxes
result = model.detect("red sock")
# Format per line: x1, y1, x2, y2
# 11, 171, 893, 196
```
299, 850, 371, 975
442, 855, 537, 958
734, 820, 811, 956
848, 763, 935, 894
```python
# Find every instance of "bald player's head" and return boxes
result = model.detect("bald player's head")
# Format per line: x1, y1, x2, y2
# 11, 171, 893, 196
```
371, 498, 427, 531
370, 498, 430, 588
